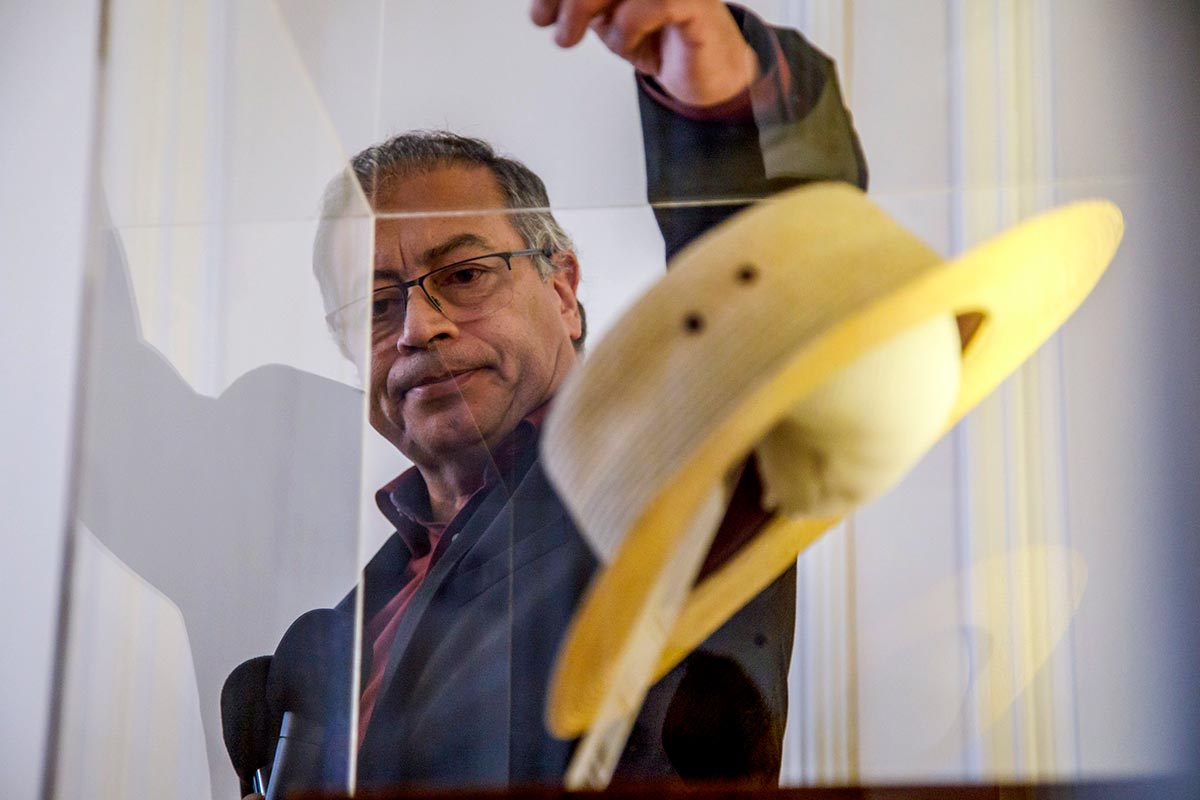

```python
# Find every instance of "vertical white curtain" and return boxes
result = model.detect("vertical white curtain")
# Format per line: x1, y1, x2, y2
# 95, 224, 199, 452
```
779, 0, 1085, 784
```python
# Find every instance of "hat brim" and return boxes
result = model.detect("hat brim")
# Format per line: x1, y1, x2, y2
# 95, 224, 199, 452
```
544, 185, 1123, 740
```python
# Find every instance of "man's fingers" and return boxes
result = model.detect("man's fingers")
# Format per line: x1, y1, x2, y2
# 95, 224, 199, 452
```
550, 0, 616, 47
599, 0, 681, 61
529, 0, 561, 27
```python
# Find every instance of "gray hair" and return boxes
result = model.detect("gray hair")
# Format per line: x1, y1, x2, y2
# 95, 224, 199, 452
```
314, 130, 586, 361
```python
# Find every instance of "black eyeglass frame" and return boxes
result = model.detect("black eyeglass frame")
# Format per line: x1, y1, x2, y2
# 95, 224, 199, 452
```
384, 246, 550, 316
324, 246, 553, 325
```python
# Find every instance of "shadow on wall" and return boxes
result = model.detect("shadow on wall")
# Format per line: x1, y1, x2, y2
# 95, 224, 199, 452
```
66, 220, 366, 800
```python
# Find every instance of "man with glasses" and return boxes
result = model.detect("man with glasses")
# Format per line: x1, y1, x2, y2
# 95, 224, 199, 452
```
295, 0, 865, 792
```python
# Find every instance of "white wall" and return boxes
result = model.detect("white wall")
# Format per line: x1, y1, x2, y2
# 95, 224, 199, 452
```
0, 2, 99, 799
1052, 0, 1200, 775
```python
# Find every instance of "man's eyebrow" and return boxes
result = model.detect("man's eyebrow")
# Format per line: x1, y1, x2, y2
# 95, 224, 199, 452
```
419, 232, 493, 266
373, 268, 404, 285
373, 233, 495, 284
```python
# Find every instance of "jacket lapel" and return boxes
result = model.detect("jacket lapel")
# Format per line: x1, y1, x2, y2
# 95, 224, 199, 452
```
370, 476, 513, 706
337, 532, 408, 617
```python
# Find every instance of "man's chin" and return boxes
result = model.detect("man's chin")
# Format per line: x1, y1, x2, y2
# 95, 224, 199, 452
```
406, 409, 501, 457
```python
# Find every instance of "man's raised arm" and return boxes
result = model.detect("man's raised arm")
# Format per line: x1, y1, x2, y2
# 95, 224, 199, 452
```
532, 0, 866, 258
642, 6, 867, 257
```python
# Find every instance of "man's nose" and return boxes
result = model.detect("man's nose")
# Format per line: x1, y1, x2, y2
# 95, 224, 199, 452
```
397, 287, 457, 348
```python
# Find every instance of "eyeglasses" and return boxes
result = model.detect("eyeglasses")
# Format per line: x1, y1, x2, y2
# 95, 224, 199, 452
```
327, 247, 549, 339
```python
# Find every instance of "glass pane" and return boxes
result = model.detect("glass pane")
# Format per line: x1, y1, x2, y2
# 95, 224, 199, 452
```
50, 0, 1199, 797
54, 1, 376, 798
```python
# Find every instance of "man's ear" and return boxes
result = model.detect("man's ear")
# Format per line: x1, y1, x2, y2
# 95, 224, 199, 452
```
549, 250, 583, 342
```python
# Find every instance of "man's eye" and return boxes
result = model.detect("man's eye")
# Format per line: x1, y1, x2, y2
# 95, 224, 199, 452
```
443, 266, 485, 285
371, 289, 405, 318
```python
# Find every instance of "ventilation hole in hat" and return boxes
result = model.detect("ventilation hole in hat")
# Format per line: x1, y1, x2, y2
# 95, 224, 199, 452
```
956, 310, 987, 354
735, 264, 758, 284
683, 313, 705, 334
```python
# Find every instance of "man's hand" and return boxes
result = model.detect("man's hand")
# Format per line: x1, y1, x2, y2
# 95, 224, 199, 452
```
530, 0, 759, 107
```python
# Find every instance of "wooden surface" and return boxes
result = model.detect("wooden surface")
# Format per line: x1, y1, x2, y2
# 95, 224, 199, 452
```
300, 775, 1195, 800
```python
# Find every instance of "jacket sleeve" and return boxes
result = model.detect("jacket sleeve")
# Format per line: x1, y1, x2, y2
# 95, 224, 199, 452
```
637, 3, 868, 260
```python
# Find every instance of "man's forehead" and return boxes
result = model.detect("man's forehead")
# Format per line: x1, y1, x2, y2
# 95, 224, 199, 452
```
368, 165, 523, 277
370, 163, 508, 213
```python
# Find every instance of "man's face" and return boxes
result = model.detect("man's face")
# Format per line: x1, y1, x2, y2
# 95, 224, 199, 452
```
368, 164, 581, 466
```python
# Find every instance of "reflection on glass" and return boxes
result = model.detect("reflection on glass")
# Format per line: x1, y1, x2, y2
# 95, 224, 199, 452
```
54, 1, 373, 798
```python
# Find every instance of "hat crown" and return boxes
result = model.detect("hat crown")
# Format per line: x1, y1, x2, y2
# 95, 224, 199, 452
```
545, 184, 942, 561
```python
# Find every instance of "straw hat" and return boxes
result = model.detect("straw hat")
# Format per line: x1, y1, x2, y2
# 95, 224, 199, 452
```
540, 183, 1122, 767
